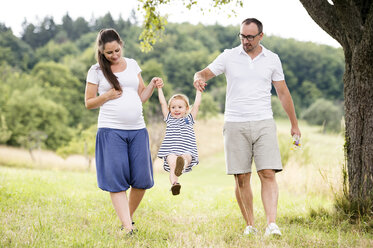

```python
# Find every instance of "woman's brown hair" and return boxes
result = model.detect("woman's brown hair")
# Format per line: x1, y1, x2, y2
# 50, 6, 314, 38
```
95, 29, 123, 91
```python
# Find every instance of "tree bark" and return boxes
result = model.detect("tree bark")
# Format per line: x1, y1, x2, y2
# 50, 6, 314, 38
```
345, 40, 373, 201
299, 0, 373, 202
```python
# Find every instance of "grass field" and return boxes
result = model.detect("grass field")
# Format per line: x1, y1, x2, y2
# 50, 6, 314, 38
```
0, 117, 372, 247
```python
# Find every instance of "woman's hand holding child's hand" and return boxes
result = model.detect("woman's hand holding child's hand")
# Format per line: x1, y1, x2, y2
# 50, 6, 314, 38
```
151, 77, 164, 88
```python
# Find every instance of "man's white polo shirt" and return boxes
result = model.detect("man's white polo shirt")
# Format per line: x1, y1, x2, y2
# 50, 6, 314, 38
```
208, 45, 285, 122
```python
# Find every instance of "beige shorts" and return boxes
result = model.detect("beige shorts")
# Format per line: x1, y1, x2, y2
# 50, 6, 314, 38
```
223, 119, 282, 174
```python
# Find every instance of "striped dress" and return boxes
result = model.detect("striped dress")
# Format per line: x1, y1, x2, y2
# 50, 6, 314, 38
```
157, 112, 199, 173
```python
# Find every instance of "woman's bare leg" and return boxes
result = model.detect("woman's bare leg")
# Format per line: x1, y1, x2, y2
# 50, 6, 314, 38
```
128, 188, 146, 221
110, 191, 133, 232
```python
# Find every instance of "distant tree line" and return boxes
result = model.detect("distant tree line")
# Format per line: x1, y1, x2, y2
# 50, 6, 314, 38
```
0, 13, 345, 152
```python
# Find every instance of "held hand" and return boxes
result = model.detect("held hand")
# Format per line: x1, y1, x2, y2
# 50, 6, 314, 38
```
106, 88, 122, 100
151, 77, 164, 88
193, 78, 207, 92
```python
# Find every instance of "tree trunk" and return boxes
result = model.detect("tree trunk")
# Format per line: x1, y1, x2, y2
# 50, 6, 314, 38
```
344, 42, 373, 201
299, 0, 373, 204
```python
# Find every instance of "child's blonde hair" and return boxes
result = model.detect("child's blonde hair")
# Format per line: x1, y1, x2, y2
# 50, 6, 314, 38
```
168, 94, 190, 112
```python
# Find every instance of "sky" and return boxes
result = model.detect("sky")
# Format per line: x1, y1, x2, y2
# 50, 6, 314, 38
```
0, 0, 341, 48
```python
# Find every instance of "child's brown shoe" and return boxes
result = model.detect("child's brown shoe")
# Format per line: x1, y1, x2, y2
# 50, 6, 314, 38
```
171, 182, 181, 195
175, 156, 184, 177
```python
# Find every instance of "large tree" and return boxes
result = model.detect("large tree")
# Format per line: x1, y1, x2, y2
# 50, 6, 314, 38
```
137, 0, 373, 212
299, 0, 372, 211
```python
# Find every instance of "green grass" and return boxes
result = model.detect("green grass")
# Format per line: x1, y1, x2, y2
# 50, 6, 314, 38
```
0, 119, 372, 247
1, 160, 372, 247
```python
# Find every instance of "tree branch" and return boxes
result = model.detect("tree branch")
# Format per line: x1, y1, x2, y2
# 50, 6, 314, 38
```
332, 0, 364, 46
361, 1, 373, 40
360, 1, 373, 59
299, 0, 345, 46
354, 0, 372, 23
137, 0, 243, 52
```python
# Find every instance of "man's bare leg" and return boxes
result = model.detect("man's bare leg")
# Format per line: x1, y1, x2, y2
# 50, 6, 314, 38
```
258, 169, 278, 224
234, 173, 255, 226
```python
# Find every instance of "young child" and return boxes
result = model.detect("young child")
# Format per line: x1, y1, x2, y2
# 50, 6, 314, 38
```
157, 85, 202, 195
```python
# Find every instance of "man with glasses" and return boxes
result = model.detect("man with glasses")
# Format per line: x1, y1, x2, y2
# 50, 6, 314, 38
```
193, 18, 301, 236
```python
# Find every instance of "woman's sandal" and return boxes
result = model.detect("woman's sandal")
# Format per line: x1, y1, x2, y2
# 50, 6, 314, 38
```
171, 182, 181, 195
125, 229, 137, 237
120, 221, 135, 230
120, 223, 138, 237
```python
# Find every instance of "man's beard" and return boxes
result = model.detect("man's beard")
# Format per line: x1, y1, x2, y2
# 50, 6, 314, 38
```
243, 44, 254, 53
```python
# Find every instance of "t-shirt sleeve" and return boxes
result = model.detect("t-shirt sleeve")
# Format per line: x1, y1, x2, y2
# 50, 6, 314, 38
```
86, 65, 100, 85
207, 51, 227, 76
132, 59, 142, 75
272, 55, 285, 82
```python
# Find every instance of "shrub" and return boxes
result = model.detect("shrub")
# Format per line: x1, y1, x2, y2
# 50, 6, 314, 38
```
301, 98, 343, 133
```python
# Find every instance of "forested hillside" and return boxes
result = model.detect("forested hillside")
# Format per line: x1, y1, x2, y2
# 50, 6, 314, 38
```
0, 13, 345, 151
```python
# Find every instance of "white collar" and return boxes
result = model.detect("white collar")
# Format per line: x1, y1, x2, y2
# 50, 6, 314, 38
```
238, 44, 268, 57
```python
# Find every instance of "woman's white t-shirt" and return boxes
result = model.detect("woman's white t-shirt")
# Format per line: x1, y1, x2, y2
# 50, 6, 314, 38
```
86, 58, 145, 130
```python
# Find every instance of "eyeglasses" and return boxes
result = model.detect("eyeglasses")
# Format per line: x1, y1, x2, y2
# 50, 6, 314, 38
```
238, 32, 262, 41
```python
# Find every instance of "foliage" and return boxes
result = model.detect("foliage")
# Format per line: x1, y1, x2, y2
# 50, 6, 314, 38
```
198, 92, 219, 120
35, 40, 79, 63
162, 49, 211, 96
0, 27, 35, 69
297, 80, 323, 108
209, 84, 226, 112
94, 13, 116, 31
22, 17, 58, 49
57, 125, 97, 170
61, 14, 90, 41
0, 13, 345, 152
138, 0, 168, 52
0, 115, 11, 144
137, 0, 243, 52
5, 87, 72, 150
31, 61, 87, 127
140, 59, 172, 122
57, 125, 96, 158
0, 64, 71, 150
302, 99, 344, 133
75, 32, 97, 51
146, 122, 166, 163
264, 36, 345, 110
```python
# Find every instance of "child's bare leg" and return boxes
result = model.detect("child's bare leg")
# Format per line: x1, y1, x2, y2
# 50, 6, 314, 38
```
167, 154, 182, 195
181, 154, 192, 170
166, 154, 178, 185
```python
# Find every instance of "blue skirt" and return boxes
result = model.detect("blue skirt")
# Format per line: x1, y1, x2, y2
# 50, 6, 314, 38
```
95, 128, 154, 192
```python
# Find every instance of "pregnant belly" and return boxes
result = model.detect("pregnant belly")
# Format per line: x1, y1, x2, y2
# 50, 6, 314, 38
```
100, 93, 143, 124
